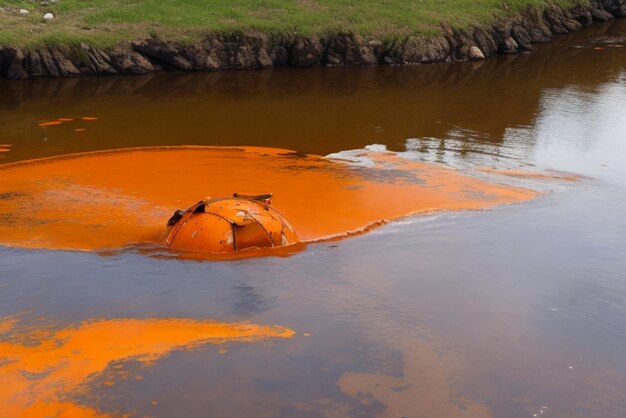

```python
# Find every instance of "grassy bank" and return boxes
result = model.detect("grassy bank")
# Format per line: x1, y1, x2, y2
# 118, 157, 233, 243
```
1, 0, 587, 47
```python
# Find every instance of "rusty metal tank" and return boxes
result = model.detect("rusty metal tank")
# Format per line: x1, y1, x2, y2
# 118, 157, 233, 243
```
162, 194, 299, 253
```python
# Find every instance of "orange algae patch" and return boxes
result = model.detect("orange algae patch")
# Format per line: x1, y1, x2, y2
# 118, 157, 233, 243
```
0, 317, 295, 417
0, 145, 12, 158
37, 121, 63, 127
477, 167, 581, 182
338, 339, 492, 418
0, 317, 19, 334
0, 146, 537, 252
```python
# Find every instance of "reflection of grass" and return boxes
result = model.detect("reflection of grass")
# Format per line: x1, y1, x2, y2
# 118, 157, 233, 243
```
0, 0, 584, 47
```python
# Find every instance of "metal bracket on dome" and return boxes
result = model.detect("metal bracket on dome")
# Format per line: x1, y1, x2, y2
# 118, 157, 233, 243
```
232, 193, 273, 203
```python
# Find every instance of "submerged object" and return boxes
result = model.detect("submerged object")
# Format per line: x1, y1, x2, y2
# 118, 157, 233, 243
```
162, 193, 299, 253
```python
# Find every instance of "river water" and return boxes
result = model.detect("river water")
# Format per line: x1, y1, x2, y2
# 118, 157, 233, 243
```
1, 19, 625, 418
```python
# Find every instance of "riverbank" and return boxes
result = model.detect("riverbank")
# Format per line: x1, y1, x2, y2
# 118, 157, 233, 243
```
0, 0, 624, 79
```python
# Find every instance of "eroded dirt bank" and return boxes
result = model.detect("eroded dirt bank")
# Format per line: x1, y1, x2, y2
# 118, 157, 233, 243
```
0, 1, 624, 79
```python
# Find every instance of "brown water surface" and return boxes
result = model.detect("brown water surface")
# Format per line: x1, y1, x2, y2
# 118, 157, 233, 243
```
1, 19, 625, 418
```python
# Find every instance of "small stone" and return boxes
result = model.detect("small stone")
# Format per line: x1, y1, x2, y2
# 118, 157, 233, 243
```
43, 13, 54, 20
19, 9, 30, 15
469, 46, 485, 61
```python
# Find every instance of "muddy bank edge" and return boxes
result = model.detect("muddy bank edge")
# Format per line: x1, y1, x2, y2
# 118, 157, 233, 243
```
0, 0, 624, 80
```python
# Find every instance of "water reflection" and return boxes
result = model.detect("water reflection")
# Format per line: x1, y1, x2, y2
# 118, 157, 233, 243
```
0, 21, 624, 165
233, 283, 268, 316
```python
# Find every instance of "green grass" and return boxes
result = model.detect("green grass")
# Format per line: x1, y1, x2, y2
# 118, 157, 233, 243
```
0, 0, 589, 48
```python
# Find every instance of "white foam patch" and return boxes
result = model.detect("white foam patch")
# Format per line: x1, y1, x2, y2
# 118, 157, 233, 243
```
325, 144, 388, 168
364, 144, 387, 152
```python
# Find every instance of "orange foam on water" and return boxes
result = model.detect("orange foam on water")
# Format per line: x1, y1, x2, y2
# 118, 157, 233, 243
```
0, 146, 537, 253
0, 317, 19, 334
37, 121, 63, 127
37, 117, 92, 127
0, 145, 11, 159
477, 167, 581, 182
0, 316, 295, 417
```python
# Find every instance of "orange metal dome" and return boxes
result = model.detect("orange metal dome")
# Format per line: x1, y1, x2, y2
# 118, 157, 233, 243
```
162, 194, 299, 253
